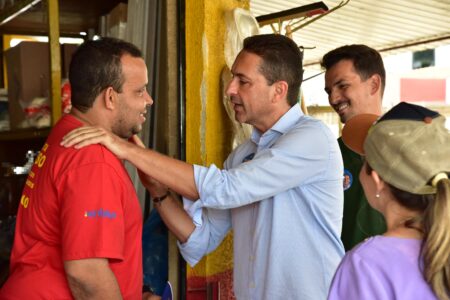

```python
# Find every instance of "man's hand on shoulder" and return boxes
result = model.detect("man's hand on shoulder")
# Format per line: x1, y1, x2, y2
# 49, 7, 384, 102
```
61, 126, 129, 160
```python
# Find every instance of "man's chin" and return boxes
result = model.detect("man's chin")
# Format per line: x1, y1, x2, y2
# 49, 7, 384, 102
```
234, 115, 247, 124
116, 128, 141, 139
339, 112, 353, 124
132, 125, 143, 135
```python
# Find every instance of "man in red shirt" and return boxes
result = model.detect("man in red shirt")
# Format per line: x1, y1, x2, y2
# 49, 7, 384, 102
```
0, 37, 152, 299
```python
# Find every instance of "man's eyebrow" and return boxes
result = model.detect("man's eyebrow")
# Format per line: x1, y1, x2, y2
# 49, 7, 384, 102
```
135, 84, 147, 91
334, 79, 345, 86
231, 72, 250, 80
330, 79, 348, 89
324, 79, 345, 93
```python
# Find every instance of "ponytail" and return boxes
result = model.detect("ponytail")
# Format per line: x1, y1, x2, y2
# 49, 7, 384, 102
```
422, 178, 450, 300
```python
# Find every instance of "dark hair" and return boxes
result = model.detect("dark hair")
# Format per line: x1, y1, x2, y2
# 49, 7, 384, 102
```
69, 37, 143, 112
321, 44, 386, 97
242, 34, 303, 106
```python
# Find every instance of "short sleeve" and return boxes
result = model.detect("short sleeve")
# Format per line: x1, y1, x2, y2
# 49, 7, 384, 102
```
328, 250, 390, 299
59, 163, 126, 261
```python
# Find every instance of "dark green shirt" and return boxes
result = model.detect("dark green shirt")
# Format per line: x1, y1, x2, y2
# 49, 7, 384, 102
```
338, 138, 386, 251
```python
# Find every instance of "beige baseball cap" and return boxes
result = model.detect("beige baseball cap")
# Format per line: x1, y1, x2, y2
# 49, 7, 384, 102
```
342, 102, 450, 195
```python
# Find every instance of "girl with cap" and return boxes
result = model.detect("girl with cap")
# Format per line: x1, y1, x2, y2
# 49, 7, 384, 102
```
328, 102, 450, 300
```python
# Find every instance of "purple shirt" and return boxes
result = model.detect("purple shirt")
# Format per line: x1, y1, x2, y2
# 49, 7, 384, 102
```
328, 236, 437, 300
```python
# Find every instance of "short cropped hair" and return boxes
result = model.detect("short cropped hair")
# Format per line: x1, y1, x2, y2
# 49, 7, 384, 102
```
69, 37, 143, 112
321, 44, 386, 96
243, 34, 303, 106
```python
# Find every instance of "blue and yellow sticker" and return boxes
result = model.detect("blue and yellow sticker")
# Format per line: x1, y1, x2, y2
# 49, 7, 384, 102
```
343, 169, 353, 191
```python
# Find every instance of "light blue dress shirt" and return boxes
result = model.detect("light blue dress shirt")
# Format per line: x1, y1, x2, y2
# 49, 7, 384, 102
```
179, 104, 345, 300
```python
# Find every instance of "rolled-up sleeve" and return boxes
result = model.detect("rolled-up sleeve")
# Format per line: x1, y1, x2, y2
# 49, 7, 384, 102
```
178, 206, 231, 266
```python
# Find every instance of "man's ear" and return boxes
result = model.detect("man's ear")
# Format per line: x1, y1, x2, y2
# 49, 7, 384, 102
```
103, 87, 116, 110
273, 81, 288, 103
369, 74, 381, 96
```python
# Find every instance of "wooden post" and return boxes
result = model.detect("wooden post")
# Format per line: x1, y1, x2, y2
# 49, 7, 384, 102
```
47, 0, 61, 126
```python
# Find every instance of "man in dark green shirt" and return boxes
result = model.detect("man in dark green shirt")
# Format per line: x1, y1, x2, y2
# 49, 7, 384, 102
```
321, 45, 387, 250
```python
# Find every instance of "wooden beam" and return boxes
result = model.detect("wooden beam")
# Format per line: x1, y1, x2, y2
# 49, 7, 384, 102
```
47, 0, 61, 125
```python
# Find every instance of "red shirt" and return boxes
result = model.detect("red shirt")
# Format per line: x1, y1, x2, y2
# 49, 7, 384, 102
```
0, 115, 143, 299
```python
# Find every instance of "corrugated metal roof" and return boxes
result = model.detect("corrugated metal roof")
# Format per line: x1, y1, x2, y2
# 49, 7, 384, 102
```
250, 0, 450, 67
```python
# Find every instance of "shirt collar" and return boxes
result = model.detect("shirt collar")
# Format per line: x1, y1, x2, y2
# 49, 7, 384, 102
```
251, 103, 303, 144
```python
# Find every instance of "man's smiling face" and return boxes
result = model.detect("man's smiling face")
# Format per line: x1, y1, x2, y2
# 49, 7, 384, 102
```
324, 59, 378, 123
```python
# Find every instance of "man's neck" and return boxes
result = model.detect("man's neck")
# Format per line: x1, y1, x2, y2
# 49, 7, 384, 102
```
254, 103, 293, 133
70, 108, 94, 126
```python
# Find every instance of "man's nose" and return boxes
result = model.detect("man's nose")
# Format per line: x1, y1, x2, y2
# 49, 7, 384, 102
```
226, 78, 237, 98
329, 89, 341, 105
146, 92, 154, 106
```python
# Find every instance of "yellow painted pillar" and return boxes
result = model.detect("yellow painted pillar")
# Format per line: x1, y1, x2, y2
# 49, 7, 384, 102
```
185, 0, 249, 298
47, 0, 61, 126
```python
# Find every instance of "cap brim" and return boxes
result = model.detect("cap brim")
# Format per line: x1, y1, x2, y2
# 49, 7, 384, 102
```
342, 114, 379, 155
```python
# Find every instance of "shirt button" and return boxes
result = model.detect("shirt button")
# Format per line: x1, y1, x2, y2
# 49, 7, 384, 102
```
249, 255, 255, 261
249, 282, 255, 288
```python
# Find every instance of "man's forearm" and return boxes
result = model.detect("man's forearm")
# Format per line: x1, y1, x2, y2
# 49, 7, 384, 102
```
154, 193, 196, 243
123, 141, 199, 200
64, 258, 122, 300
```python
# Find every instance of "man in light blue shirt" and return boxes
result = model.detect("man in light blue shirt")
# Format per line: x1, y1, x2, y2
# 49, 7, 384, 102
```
62, 34, 345, 300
